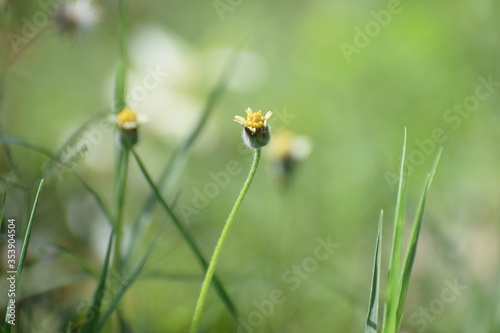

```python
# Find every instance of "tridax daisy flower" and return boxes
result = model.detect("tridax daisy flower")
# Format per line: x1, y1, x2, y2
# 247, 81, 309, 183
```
114, 107, 147, 146
267, 130, 312, 187
234, 107, 272, 149
54, 0, 100, 35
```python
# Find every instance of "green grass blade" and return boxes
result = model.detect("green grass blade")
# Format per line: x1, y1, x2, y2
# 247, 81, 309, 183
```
14, 179, 44, 288
366, 210, 383, 333
46, 244, 100, 279
383, 128, 408, 333
0, 191, 7, 231
130, 148, 241, 324
0, 136, 113, 222
395, 147, 442, 331
126, 49, 240, 263
4, 179, 44, 328
96, 219, 165, 332
74, 174, 113, 223
81, 228, 115, 333
96, 191, 182, 331
41, 113, 109, 183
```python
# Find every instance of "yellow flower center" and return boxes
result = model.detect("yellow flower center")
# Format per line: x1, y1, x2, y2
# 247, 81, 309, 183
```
246, 111, 267, 129
117, 107, 138, 129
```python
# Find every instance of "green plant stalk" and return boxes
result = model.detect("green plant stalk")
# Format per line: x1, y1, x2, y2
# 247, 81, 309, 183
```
114, 0, 127, 112
130, 147, 241, 323
112, 147, 129, 279
190, 148, 262, 333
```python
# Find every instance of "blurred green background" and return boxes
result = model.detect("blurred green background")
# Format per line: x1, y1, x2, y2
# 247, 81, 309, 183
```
1, 0, 500, 332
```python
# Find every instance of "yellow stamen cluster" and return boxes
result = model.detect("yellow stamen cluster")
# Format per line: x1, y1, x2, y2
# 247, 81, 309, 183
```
117, 107, 138, 130
234, 108, 273, 134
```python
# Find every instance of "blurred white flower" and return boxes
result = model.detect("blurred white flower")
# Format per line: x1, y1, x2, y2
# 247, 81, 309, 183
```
54, 0, 100, 35
267, 130, 313, 187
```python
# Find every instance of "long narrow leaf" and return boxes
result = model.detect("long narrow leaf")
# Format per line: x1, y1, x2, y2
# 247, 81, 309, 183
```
80, 228, 115, 333
4, 179, 44, 328
130, 148, 241, 324
383, 128, 408, 333
365, 210, 384, 333
14, 179, 44, 288
395, 147, 442, 330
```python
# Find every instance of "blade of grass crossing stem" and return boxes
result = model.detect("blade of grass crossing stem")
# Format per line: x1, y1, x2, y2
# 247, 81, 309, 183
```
383, 128, 408, 333
4, 179, 43, 328
126, 49, 240, 264
395, 148, 442, 331
96, 216, 165, 332
96, 192, 182, 331
130, 148, 241, 324
0, 136, 114, 220
366, 210, 383, 333
81, 228, 115, 333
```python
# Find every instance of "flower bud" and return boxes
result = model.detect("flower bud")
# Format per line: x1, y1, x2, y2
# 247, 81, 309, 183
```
234, 108, 272, 149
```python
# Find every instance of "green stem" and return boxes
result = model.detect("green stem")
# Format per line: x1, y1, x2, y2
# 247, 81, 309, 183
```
190, 148, 262, 333
112, 147, 129, 278
114, 0, 127, 112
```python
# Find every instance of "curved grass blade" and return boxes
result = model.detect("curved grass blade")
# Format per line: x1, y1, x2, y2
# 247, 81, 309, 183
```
366, 210, 383, 333
383, 128, 408, 333
130, 147, 242, 324
46, 243, 100, 279
0, 136, 112, 221
395, 147, 442, 331
40, 112, 110, 183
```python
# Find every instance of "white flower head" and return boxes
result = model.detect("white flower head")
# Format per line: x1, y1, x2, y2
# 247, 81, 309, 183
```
54, 0, 100, 35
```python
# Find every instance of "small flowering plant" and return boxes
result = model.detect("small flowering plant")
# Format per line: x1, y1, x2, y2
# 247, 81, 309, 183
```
190, 107, 272, 332
234, 107, 273, 149
113, 107, 147, 146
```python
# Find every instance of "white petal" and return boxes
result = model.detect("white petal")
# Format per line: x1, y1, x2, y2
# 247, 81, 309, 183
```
291, 136, 313, 160
265, 111, 273, 119
234, 116, 246, 125
245, 107, 253, 115
138, 114, 149, 123
122, 122, 138, 130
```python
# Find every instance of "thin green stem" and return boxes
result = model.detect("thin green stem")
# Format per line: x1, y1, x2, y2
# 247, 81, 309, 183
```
130, 147, 241, 322
190, 148, 262, 333
114, 0, 127, 112
112, 147, 129, 277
